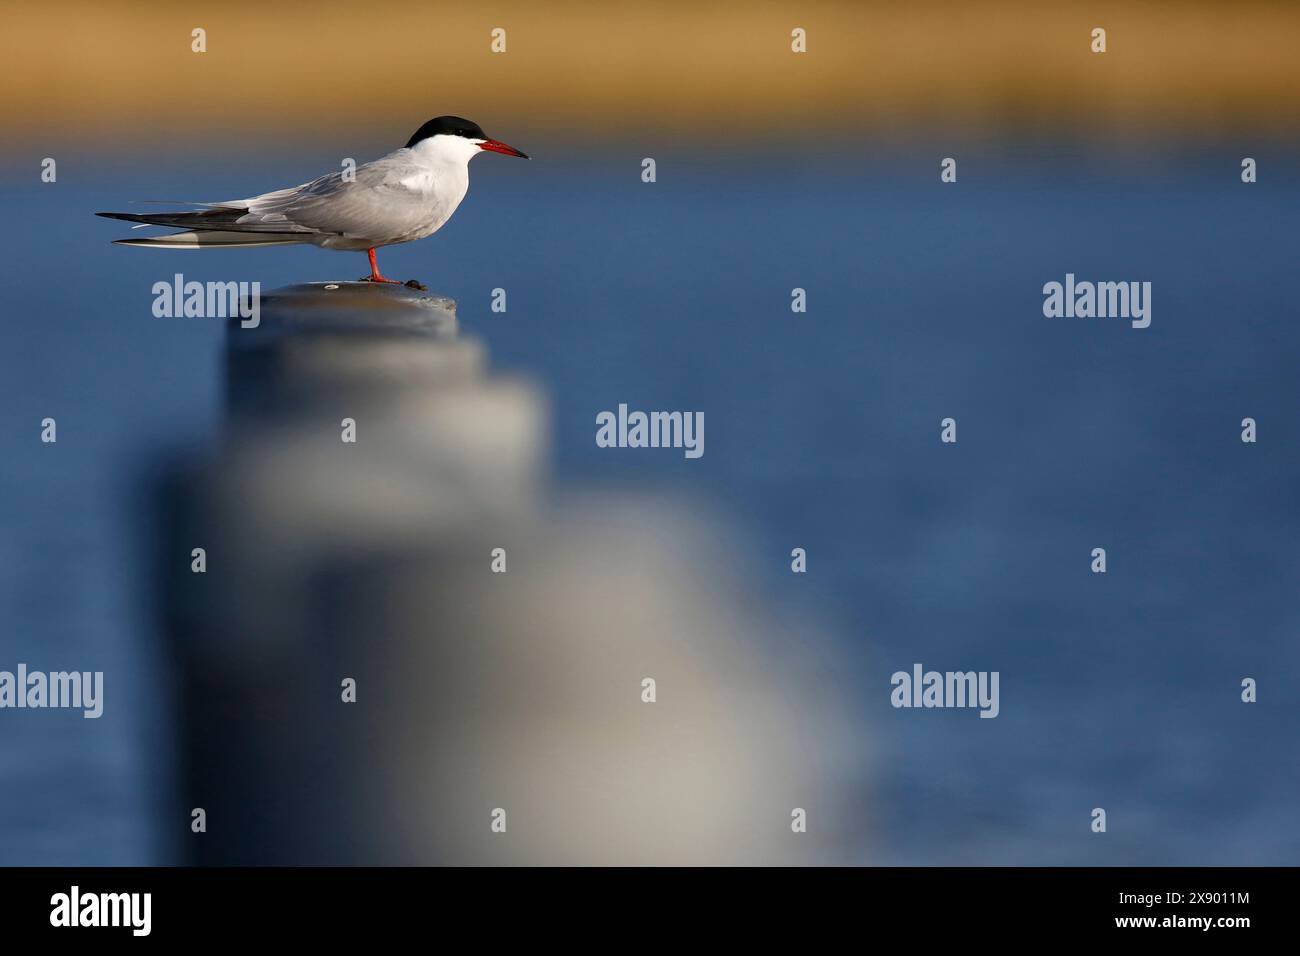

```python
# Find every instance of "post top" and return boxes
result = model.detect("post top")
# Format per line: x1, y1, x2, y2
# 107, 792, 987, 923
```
230, 281, 458, 346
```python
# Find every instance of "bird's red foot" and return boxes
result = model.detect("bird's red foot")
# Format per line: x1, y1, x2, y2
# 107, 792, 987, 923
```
363, 247, 401, 284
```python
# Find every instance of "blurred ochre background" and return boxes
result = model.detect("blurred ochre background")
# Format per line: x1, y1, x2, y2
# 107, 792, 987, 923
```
4, 0, 1299, 148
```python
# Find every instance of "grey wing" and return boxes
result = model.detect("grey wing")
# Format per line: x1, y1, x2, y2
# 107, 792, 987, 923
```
234, 152, 435, 241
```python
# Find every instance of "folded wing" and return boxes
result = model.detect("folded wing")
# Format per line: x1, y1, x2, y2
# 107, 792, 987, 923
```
241, 153, 438, 242
97, 150, 438, 246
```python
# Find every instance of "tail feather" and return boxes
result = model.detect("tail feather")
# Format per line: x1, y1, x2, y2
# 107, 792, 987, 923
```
112, 229, 310, 249
96, 208, 310, 234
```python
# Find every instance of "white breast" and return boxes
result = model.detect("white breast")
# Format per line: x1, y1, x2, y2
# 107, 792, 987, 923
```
399, 138, 475, 242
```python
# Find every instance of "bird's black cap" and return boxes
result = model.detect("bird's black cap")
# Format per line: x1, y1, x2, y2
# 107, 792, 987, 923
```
405, 116, 488, 148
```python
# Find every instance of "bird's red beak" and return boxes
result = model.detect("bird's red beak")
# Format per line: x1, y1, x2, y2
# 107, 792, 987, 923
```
478, 139, 529, 159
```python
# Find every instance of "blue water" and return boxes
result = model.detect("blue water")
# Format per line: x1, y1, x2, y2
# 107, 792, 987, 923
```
1, 141, 1298, 864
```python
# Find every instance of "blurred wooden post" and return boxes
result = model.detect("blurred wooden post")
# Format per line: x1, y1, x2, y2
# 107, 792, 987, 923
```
160, 281, 546, 862
154, 282, 855, 865
224, 282, 483, 417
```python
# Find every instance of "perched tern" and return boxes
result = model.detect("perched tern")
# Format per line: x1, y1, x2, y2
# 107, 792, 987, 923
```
96, 116, 528, 284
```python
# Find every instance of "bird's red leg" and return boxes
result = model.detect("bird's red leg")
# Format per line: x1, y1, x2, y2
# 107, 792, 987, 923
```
365, 247, 401, 284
